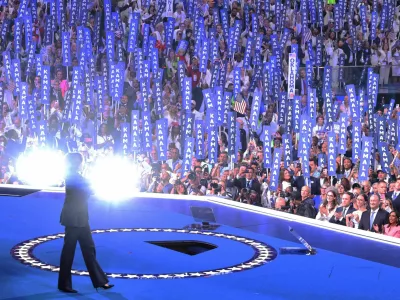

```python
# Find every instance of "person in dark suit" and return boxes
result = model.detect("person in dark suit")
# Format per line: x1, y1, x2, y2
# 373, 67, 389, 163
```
293, 175, 321, 196
386, 178, 400, 213
329, 192, 356, 225
58, 153, 114, 293
295, 69, 308, 96
286, 37, 305, 66
358, 194, 389, 233
234, 167, 261, 194
47, 117, 67, 152
295, 187, 317, 218
4, 129, 27, 161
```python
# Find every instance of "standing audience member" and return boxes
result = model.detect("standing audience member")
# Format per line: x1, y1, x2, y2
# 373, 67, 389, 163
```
329, 192, 355, 226
378, 211, 400, 238
358, 195, 389, 233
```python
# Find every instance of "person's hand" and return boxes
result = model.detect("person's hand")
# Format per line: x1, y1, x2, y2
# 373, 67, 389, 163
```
353, 213, 360, 222
373, 224, 380, 233
319, 206, 328, 216
174, 163, 181, 171
334, 211, 342, 220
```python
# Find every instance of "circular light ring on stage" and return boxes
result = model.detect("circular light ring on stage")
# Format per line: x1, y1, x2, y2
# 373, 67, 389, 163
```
10, 228, 277, 279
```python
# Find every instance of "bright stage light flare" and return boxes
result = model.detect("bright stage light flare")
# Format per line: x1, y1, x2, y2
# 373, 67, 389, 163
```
86, 155, 139, 201
16, 149, 66, 187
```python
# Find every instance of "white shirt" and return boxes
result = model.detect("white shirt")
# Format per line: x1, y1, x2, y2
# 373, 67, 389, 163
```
173, 11, 186, 26
351, 210, 365, 229
344, 168, 351, 178
192, 109, 204, 120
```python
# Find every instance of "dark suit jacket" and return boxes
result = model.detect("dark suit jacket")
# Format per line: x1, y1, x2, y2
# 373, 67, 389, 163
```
329, 206, 356, 226
293, 176, 321, 196
295, 78, 308, 94
239, 128, 247, 152
47, 135, 67, 152
4, 137, 27, 160
342, 43, 353, 65
286, 45, 305, 61
234, 177, 261, 194
386, 191, 400, 213
60, 172, 93, 227
358, 209, 389, 233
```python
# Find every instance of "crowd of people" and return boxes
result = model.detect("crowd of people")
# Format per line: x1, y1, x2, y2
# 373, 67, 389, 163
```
0, 0, 400, 238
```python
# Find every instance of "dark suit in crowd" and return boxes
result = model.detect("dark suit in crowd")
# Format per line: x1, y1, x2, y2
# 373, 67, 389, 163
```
358, 209, 389, 233
293, 176, 321, 195
387, 191, 400, 213
329, 205, 356, 226
234, 177, 261, 194
58, 171, 109, 290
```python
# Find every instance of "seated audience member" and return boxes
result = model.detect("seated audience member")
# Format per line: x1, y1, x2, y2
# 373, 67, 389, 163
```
358, 194, 389, 233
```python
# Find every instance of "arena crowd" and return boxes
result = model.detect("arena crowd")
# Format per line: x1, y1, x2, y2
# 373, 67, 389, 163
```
0, 0, 400, 238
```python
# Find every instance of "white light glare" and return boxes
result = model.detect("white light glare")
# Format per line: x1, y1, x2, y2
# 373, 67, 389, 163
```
16, 149, 66, 187
87, 155, 139, 201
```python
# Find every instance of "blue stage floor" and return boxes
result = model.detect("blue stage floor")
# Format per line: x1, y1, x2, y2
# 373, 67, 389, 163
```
1, 191, 399, 300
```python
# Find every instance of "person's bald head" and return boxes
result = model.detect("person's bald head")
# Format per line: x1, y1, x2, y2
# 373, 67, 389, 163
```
275, 197, 286, 210
301, 186, 311, 200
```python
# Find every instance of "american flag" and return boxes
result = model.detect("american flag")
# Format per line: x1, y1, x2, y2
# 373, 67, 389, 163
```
302, 27, 312, 46
233, 98, 247, 115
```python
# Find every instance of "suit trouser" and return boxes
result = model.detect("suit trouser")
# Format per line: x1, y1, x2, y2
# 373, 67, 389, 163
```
58, 226, 108, 288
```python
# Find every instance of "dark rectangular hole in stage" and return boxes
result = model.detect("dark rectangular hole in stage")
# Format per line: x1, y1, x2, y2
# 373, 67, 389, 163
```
0, 187, 41, 197
146, 240, 217, 256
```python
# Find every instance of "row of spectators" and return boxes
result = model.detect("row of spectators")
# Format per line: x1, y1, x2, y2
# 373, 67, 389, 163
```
0, 0, 400, 238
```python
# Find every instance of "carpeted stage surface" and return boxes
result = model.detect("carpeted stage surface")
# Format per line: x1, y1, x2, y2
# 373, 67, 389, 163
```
1, 191, 399, 300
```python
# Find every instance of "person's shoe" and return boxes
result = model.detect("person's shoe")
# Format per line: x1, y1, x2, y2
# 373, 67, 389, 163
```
58, 287, 78, 293
96, 284, 114, 292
